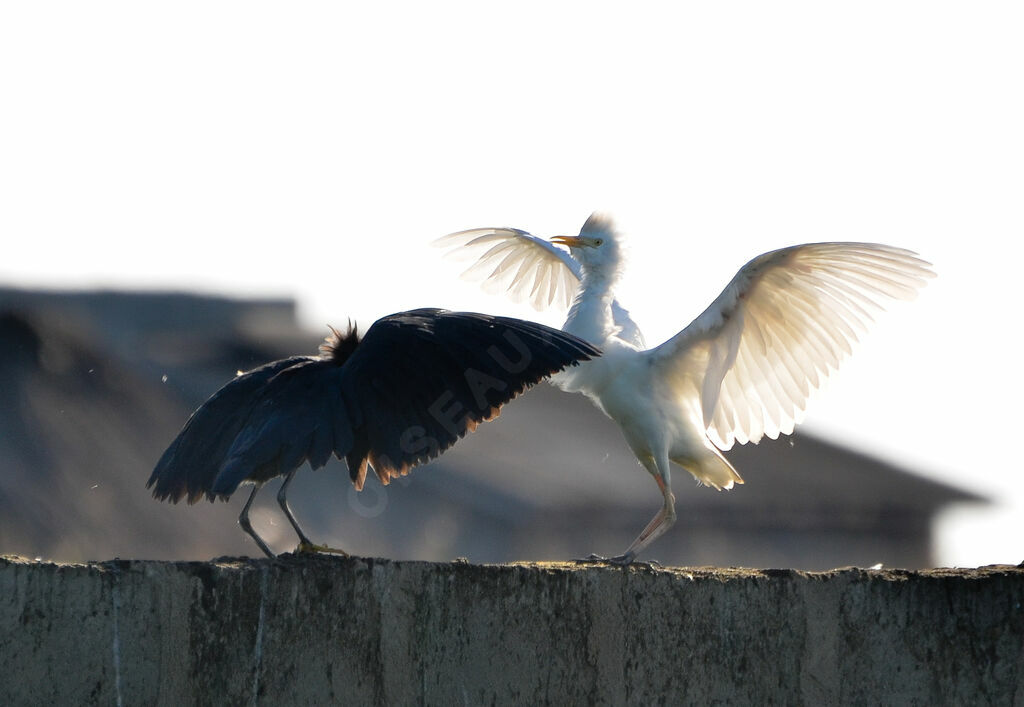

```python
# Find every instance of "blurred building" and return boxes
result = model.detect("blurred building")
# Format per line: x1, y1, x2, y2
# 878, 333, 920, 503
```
0, 287, 984, 568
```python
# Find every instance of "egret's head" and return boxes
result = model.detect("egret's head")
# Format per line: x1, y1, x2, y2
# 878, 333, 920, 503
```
550, 213, 623, 276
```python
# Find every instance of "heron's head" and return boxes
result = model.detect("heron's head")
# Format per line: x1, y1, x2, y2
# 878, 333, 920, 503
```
551, 213, 623, 277
319, 321, 361, 365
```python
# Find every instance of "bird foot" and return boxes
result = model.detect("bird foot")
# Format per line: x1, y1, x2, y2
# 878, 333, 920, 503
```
575, 552, 633, 565
574, 553, 661, 568
295, 540, 350, 557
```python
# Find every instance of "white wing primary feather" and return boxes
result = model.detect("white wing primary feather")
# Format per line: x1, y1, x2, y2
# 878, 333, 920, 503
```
647, 242, 935, 451
433, 228, 581, 310
434, 226, 647, 348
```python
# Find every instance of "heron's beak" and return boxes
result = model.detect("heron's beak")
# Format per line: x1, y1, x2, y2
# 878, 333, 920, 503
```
551, 235, 587, 248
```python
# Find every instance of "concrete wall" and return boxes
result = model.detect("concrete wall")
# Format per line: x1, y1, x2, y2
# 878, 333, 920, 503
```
2, 555, 1022, 705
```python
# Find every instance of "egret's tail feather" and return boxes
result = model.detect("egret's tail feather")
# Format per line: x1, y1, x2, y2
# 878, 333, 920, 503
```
672, 445, 744, 490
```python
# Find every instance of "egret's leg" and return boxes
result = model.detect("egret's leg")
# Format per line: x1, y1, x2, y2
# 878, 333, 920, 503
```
238, 485, 275, 558
277, 469, 349, 556
608, 455, 676, 565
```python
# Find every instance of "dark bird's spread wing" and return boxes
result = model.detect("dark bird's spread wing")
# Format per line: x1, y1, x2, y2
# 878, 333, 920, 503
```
208, 356, 352, 498
147, 309, 598, 503
148, 357, 312, 503
339, 309, 598, 489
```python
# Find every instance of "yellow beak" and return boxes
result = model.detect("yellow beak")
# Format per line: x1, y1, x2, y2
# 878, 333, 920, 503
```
551, 235, 586, 248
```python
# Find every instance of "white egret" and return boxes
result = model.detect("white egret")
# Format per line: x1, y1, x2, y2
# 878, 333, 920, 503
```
436, 214, 934, 563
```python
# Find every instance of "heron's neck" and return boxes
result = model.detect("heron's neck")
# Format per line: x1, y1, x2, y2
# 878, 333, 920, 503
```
564, 266, 617, 344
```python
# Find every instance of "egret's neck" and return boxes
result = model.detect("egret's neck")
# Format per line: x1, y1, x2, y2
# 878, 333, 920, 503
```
563, 265, 617, 344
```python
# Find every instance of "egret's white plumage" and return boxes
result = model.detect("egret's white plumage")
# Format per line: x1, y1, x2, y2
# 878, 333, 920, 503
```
434, 224, 646, 348
436, 213, 935, 562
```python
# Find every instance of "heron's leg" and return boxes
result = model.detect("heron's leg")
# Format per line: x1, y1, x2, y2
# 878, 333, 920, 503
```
239, 485, 275, 558
277, 468, 350, 556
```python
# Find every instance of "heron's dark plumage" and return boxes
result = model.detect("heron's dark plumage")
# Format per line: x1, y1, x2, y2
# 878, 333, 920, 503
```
149, 356, 313, 503
147, 308, 599, 554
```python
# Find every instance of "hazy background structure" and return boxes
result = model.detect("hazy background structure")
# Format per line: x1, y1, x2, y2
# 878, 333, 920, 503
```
0, 289, 982, 568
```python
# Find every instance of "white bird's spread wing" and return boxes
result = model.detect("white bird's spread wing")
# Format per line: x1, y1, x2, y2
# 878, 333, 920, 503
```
646, 243, 935, 451
434, 227, 581, 310
434, 227, 647, 348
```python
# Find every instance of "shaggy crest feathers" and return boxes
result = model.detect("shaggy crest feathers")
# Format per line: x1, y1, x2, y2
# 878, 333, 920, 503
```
319, 321, 361, 363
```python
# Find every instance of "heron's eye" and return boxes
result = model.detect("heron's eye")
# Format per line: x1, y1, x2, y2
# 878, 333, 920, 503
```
594, 238, 604, 246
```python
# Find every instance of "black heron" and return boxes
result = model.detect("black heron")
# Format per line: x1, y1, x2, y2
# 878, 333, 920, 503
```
148, 308, 599, 557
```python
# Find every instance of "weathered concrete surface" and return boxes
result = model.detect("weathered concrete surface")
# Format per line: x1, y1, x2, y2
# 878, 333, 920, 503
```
1, 555, 1022, 706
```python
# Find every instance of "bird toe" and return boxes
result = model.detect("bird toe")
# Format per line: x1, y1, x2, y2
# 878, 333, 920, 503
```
295, 540, 350, 557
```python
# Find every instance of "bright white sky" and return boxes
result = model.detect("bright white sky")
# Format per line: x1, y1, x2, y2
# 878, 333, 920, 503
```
2, 2, 1021, 567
